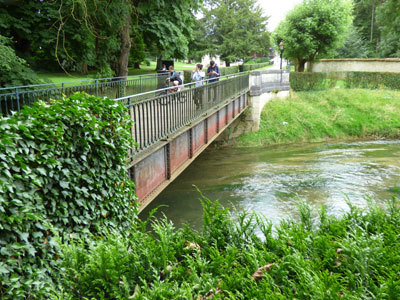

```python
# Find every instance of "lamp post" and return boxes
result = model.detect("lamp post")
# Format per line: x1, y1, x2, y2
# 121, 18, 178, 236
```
279, 41, 284, 70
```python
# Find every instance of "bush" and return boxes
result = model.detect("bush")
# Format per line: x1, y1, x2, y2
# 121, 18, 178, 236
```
345, 72, 400, 90
183, 70, 192, 84
0, 35, 40, 88
220, 66, 239, 76
0, 92, 137, 299
290, 72, 337, 91
290, 71, 400, 91
239, 62, 271, 72
59, 195, 400, 299
184, 66, 240, 84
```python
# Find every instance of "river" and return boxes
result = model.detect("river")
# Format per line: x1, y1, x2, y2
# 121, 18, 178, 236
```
140, 140, 400, 229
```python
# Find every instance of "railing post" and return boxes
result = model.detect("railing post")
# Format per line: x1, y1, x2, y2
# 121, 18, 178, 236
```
95, 79, 98, 96
15, 88, 20, 112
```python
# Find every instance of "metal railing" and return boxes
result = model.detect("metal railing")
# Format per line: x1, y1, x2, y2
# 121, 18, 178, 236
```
0, 72, 180, 116
116, 72, 249, 155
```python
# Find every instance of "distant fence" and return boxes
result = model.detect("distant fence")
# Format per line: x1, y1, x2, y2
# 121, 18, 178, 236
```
0, 72, 183, 116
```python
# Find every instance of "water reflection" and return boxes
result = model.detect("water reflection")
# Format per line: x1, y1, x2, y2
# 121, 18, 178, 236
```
140, 140, 400, 229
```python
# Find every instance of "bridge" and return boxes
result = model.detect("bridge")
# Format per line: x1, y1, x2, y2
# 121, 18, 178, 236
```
117, 69, 290, 211
1, 68, 290, 210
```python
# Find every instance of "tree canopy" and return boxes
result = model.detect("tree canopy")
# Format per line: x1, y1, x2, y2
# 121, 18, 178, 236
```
201, 0, 270, 66
274, 0, 352, 72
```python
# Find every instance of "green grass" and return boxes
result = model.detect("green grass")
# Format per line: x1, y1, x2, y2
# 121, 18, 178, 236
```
237, 89, 400, 147
58, 196, 400, 299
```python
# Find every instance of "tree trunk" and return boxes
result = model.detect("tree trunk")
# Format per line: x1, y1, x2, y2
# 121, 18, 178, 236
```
81, 62, 88, 74
370, 0, 375, 43
156, 56, 163, 71
116, 12, 131, 77
297, 59, 306, 72
225, 60, 231, 67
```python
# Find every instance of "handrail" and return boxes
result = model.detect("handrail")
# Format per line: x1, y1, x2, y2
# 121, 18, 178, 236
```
115, 71, 250, 102
0, 72, 171, 91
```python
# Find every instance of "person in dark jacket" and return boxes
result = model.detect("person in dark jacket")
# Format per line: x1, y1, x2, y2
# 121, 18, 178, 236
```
206, 60, 220, 83
166, 65, 182, 89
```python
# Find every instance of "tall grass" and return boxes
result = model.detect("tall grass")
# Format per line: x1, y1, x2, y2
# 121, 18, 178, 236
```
237, 89, 400, 147
57, 195, 400, 299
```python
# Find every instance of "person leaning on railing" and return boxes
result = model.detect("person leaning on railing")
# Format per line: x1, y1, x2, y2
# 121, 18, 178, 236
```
166, 65, 183, 91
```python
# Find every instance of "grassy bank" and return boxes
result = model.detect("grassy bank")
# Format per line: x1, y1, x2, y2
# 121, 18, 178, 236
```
237, 89, 400, 147
59, 197, 400, 299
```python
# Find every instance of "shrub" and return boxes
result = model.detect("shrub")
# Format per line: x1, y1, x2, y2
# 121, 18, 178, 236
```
345, 72, 400, 90
0, 92, 137, 299
0, 35, 40, 88
290, 72, 338, 91
290, 71, 400, 91
59, 195, 400, 299
220, 66, 239, 76
239, 62, 271, 72
183, 70, 192, 84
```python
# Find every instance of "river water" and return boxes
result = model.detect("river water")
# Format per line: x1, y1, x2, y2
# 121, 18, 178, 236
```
140, 140, 400, 229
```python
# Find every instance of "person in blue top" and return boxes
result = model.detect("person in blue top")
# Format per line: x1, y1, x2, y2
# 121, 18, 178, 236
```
206, 60, 220, 83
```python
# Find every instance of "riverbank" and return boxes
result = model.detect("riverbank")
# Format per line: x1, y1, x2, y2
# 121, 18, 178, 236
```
62, 196, 400, 299
236, 89, 400, 147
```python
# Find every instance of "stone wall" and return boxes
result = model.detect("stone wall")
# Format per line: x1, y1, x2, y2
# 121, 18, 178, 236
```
309, 58, 400, 73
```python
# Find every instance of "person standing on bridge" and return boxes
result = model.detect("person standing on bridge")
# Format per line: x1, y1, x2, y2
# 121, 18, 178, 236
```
192, 64, 205, 109
206, 60, 220, 83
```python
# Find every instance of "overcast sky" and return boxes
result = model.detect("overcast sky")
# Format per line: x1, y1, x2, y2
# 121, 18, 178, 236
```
258, 0, 303, 31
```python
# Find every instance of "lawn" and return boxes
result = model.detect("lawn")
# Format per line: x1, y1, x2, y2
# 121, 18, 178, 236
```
237, 88, 400, 147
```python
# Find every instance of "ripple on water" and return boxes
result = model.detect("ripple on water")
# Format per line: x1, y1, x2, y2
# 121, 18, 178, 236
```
140, 140, 400, 230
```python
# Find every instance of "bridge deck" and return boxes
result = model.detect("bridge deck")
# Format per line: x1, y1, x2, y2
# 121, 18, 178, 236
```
116, 73, 250, 209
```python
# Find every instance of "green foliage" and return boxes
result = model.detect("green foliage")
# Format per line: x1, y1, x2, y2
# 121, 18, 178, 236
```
240, 62, 271, 72
59, 193, 400, 299
202, 0, 270, 64
183, 70, 192, 84
139, 0, 201, 60
334, 25, 369, 58
220, 66, 240, 76
0, 92, 137, 299
245, 57, 271, 64
237, 89, 400, 147
289, 72, 338, 91
344, 72, 400, 89
0, 35, 40, 87
274, 0, 352, 71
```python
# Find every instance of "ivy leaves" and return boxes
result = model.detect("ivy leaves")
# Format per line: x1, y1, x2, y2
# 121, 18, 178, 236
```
0, 92, 137, 299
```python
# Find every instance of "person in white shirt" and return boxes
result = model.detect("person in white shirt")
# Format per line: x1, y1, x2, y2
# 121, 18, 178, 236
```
191, 64, 205, 87
192, 64, 205, 109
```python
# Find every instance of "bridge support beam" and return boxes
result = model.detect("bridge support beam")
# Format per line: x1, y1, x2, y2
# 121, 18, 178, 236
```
247, 69, 290, 132
130, 92, 248, 211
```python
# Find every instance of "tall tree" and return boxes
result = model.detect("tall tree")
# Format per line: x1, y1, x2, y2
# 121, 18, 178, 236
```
376, 0, 400, 57
274, 0, 352, 72
202, 0, 270, 66
138, 0, 200, 70
352, 0, 383, 56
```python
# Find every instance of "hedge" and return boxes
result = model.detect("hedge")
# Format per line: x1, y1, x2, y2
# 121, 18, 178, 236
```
344, 72, 400, 89
290, 71, 400, 91
290, 72, 338, 91
0, 92, 137, 299
183, 66, 239, 84
239, 62, 271, 72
